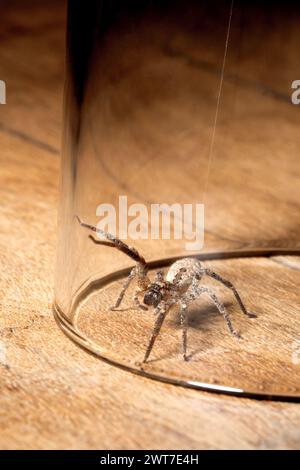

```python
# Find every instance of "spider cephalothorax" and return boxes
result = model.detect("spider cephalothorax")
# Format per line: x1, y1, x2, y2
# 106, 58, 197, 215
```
143, 284, 163, 308
77, 216, 256, 363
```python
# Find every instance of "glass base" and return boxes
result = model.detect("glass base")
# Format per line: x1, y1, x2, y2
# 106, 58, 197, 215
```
54, 248, 300, 402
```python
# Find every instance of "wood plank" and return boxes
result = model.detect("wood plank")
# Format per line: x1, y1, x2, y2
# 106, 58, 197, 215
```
0, 0, 300, 450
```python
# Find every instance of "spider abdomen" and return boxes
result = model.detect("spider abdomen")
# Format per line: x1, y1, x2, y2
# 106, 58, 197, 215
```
166, 258, 203, 290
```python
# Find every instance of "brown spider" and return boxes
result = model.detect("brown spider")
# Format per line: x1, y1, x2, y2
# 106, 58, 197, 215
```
77, 216, 256, 363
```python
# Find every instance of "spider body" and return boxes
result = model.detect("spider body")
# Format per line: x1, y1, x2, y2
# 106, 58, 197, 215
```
166, 258, 203, 288
77, 216, 256, 364
142, 259, 202, 307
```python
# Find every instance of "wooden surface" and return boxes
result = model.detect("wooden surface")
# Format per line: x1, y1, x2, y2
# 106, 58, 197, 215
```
0, 0, 300, 449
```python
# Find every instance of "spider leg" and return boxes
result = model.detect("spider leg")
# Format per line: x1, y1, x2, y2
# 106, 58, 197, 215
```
143, 308, 167, 364
110, 267, 136, 310
76, 216, 148, 268
178, 282, 241, 361
133, 291, 148, 311
143, 300, 175, 364
197, 286, 242, 338
203, 269, 256, 318
177, 281, 206, 361
77, 216, 151, 309
180, 303, 188, 361
88, 242, 147, 311
87, 234, 115, 248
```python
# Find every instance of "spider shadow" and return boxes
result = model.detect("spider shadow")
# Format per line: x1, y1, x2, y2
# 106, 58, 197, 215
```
146, 300, 235, 364
171, 300, 233, 330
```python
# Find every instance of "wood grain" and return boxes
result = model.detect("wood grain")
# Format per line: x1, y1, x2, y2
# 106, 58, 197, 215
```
0, 0, 300, 450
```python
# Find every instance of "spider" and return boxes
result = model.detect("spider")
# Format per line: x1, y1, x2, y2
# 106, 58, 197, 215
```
77, 216, 256, 364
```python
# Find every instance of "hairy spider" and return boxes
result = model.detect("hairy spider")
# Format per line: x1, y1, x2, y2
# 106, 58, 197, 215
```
77, 216, 256, 363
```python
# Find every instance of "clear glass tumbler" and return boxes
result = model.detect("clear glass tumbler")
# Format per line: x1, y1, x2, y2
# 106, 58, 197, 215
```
54, 0, 300, 400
